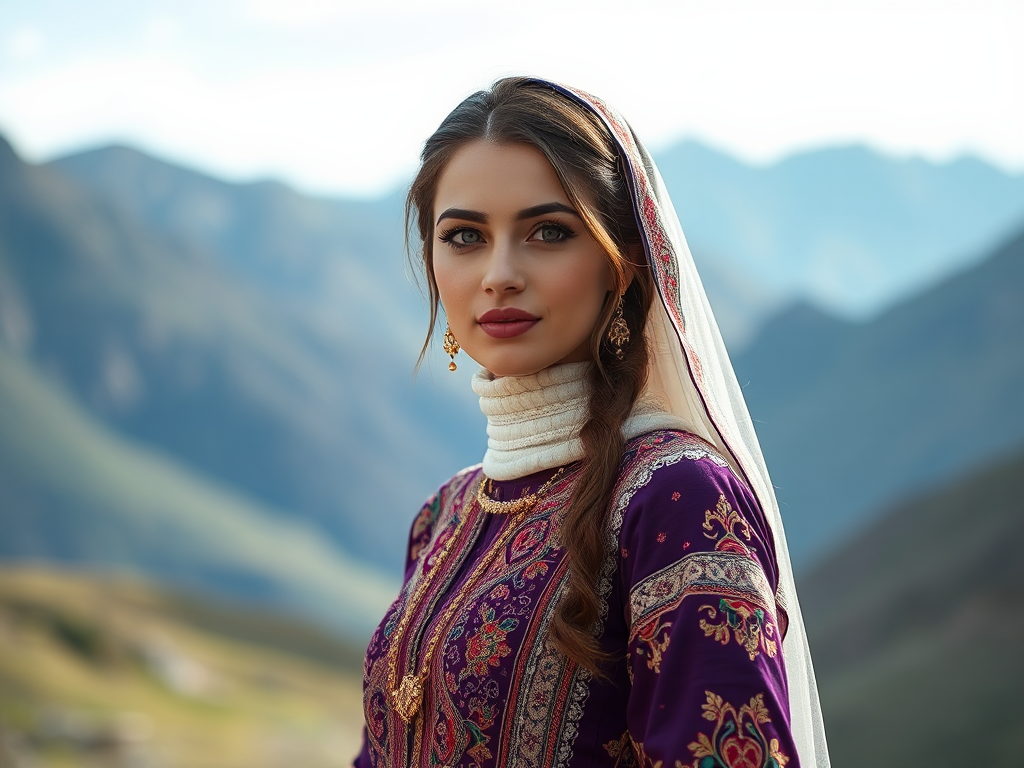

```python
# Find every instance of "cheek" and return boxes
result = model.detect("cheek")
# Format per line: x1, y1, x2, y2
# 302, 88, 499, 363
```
433, 257, 472, 313
548, 255, 612, 314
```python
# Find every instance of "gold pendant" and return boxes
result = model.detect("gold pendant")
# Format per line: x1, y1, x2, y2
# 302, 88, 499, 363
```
392, 673, 424, 722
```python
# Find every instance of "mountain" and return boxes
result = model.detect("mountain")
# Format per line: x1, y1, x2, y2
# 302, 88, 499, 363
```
735, 226, 1024, 567
658, 141, 1024, 320
47, 144, 409, 302
0, 344, 394, 641
51, 141, 1024, 356
4, 132, 1022, 589
801, 445, 1024, 768
0, 135, 486, 577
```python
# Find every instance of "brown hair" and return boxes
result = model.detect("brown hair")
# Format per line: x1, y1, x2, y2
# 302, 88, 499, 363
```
406, 77, 654, 675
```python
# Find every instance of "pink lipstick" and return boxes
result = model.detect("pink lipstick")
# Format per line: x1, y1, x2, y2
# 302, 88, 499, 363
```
477, 308, 540, 339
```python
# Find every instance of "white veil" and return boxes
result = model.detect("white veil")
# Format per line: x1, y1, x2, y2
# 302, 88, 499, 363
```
543, 80, 831, 767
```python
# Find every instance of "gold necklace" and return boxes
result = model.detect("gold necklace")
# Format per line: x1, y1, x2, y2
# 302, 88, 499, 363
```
475, 466, 566, 515
387, 466, 567, 724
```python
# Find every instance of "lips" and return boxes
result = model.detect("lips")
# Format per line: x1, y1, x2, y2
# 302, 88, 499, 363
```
477, 308, 540, 339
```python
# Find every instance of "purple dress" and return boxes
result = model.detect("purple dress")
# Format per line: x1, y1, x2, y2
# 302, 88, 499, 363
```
356, 430, 796, 768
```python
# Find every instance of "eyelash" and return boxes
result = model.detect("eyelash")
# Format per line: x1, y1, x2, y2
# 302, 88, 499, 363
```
437, 221, 577, 251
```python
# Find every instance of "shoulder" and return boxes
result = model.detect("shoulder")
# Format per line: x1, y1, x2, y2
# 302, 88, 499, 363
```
614, 430, 778, 598
407, 463, 483, 564
615, 429, 745, 513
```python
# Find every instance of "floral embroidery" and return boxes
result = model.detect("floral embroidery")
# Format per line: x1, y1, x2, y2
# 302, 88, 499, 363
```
365, 431, 771, 768
630, 552, 775, 640
671, 491, 681, 501
703, 495, 754, 556
603, 730, 639, 767
510, 522, 546, 561
686, 692, 789, 768
698, 599, 778, 661
657, 532, 667, 543
634, 618, 672, 673
489, 583, 510, 600
523, 561, 549, 580
461, 605, 519, 681
633, 739, 663, 768
465, 697, 498, 764
410, 492, 442, 561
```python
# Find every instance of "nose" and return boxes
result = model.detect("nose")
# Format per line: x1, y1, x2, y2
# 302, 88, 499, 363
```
480, 239, 525, 294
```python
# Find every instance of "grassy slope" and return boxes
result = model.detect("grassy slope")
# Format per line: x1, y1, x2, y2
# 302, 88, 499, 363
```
802, 446, 1024, 768
0, 345, 397, 642
0, 565, 365, 768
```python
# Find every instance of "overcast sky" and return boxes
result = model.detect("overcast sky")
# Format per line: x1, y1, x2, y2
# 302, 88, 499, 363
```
1, 0, 1021, 196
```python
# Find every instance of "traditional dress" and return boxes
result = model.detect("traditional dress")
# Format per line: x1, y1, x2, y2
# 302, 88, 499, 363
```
357, 79, 829, 768
357, 366, 796, 768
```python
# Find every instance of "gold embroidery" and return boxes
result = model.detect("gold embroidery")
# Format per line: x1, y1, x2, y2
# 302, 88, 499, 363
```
634, 618, 672, 673
698, 598, 778, 661
686, 691, 789, 768
703, 494, 754, 555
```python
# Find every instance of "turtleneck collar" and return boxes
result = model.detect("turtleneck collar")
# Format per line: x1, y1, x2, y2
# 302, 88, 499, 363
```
472, 362, 691, 480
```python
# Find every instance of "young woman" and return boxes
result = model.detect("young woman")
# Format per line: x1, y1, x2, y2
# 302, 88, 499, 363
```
356, 78, 829, 768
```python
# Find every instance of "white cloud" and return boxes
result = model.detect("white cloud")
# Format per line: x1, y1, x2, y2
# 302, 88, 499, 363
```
0, 0, 1020, 195
144, 15, 182, 47
7, 26, 42, 61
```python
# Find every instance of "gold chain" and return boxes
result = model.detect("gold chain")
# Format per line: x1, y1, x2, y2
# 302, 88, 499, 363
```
386, 466, 567, 726
475, 466, 565, 515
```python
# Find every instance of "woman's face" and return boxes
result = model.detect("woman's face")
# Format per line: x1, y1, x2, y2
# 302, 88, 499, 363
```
432, 140, 615, 378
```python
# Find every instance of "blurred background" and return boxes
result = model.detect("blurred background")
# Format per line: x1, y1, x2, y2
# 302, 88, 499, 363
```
1, 0, 1022, 765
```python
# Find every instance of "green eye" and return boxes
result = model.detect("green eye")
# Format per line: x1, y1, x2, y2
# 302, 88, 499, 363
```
531, 222, 575, 243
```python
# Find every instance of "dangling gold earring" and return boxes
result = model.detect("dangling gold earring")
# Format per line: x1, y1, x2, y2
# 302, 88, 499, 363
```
607, 297, 630, 360
442, 325, 460, 371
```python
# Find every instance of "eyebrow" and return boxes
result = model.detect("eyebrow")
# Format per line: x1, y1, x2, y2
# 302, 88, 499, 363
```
435, 202, 580, 226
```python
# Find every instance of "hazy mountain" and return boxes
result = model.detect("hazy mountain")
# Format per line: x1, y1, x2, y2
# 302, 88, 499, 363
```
0, 135, 485, 577
802, 445, 1024, 768
4, 132, 1022, 590
52, 141, 1024, 354
48, 144, 410, 304
659, 141, 1024, 321
0, 345, 394, 641
735, 226, 1024, 567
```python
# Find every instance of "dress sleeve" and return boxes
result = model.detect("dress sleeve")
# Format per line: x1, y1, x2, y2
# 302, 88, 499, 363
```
617, 452, 798, 768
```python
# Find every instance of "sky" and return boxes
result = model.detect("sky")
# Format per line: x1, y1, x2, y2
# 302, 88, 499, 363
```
1, 0, 1022, 197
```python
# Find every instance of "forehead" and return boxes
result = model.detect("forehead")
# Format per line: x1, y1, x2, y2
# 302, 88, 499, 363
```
433, 140, 570, 220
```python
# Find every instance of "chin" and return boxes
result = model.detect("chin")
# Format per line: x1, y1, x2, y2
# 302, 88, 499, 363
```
472, 353, 550, 379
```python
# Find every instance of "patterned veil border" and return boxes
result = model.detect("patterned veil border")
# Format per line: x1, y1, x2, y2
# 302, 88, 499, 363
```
531, 79, 831, 768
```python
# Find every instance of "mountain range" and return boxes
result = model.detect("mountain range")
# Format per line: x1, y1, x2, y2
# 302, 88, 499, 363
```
0, 131, 1022, 639
657, 140, 1024, 324
734, 225, 1024, 564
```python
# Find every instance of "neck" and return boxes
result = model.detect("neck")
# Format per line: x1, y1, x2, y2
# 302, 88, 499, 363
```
472, 362, 690, 480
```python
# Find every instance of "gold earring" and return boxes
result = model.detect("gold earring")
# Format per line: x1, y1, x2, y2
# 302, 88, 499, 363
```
607, 298, 630, 360
442, 325, 460, 371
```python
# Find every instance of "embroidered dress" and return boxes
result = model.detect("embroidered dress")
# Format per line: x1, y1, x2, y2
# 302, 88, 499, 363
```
359, 76, 829, 768
357, 430, 795, 768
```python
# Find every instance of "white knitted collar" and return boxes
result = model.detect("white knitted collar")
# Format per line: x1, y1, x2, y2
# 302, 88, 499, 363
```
472, 362, 691, 480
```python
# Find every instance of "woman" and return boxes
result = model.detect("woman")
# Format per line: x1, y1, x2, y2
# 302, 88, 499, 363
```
356, 77, 829, 768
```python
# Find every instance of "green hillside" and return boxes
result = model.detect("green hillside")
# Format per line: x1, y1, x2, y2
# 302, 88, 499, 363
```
0, 134, 483, 577
802, 445, 1024, 767
0, 565, 365, 768
0, 345, 395, 642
